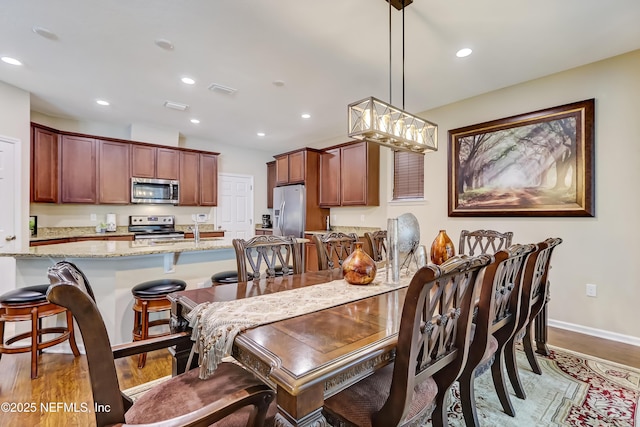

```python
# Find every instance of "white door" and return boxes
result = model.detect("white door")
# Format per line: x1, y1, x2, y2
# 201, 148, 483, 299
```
0, 136, 19, 252
216, 174, 254, 239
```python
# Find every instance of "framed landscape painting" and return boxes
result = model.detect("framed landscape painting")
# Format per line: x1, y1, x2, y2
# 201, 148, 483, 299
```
448, 99, 595, 217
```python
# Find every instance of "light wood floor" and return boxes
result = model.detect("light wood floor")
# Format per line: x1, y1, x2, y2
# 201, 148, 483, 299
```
0, 327, 638, 427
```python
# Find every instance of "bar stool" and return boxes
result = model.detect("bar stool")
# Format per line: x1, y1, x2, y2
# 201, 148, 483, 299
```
131, 278, 186, 368
0, 284, 80, 379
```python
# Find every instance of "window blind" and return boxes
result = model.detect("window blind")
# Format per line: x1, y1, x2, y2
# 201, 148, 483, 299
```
393, 151, 424, 199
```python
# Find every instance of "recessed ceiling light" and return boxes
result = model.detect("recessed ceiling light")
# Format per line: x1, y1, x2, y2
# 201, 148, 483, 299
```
155, 39, 174, 51
181, 77, 195, 85
456, 48, 473, 58
257, 132, 266, 137
96, 99, 110, 106
190, 119, 200, 124
301, 113, 311, 119
1, 56, 22, 66
32, 26, 58, 40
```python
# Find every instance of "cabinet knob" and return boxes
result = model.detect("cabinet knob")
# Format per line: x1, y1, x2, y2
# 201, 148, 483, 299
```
5, 235, 16, 241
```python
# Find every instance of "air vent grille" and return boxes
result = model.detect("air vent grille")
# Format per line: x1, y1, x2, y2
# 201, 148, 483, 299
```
208, 83, 237, 95
163, 101, 189, 111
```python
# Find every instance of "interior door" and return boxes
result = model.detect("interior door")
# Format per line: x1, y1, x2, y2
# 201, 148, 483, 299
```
216, 173, 254, 240
0, 136, 18, 252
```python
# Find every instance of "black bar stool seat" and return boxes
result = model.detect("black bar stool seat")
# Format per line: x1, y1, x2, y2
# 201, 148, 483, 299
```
210, 271, 239, 285
131, 279, 186, 368
0, 284, 80, 379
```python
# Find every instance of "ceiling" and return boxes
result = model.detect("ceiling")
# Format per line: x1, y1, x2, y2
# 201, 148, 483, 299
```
1, 0, 639, 154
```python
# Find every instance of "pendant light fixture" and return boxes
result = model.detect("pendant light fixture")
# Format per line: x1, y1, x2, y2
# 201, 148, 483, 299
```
348, 0, 437, 153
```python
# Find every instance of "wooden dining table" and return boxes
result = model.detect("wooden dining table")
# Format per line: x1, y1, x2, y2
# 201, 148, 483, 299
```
168, 269, 407, 427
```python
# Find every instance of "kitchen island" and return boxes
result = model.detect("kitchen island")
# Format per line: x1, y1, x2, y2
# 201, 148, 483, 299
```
1, 238, 239, 346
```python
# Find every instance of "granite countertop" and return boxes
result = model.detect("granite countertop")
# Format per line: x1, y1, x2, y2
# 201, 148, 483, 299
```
304, 226, 381, 238
30, 225, 224, 241
4, 238, 235, 258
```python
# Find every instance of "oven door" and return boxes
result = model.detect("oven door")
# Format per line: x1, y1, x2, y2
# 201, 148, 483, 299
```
131, 178, 179, 204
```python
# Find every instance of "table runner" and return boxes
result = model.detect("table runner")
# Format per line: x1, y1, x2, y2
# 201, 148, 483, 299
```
187, 269, 412, 379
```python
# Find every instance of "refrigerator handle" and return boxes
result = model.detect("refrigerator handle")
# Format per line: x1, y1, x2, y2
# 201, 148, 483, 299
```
281, 200, 286, 233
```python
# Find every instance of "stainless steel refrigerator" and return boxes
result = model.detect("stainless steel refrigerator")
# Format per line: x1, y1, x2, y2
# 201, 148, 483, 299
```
273, 184, 306, 238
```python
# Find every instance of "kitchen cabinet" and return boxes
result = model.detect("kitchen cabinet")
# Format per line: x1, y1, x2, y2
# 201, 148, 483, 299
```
275, 148, 321, 186
179, 151, 200, 205
60, 135, 97, 203
199, 153, 218, 206
131, 144, 180, 180
319, 141, 380, 207
304, 233, 319, 272
98, 140, 130, 204
29, 234, 134, 246
31, 126, 59, 203
255, 229, 273, 236
184, 231, 224, 239
266, 161, 276, 208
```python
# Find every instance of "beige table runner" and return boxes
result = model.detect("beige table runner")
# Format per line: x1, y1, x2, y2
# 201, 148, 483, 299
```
187, 270, 412, 379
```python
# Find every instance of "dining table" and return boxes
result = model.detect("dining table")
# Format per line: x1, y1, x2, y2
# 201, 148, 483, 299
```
168, 268, 409, 427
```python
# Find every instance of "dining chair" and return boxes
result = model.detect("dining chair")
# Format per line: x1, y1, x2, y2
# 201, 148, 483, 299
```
457, 243, 536, 426
313, 231, 359, 270
322, 253, 492, 427
458, 229, 514, 256
365, 230, 387, 262
46, 261, 276, 427
505, 237, 562, 399
233, 234, 303, 281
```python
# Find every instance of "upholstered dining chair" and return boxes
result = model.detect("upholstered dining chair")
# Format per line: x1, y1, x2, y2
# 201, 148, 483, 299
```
365, 230, 387, 262
457, 243, 536, 427
459, 229, 514, 256
46, 261, 276, 427
313, 231, 359, 270
505, 237, 562, 400
322, 253, 492, 427
232, 234, 303, 281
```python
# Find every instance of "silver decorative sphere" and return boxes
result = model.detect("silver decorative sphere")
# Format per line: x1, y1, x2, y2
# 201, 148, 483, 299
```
397, 213, 420, 255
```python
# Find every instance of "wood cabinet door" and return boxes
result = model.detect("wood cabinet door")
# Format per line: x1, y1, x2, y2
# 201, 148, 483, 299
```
199, 153, 218, 206
179, 151, 199, 205
31, 127, 59, 203
131, 144, 156, 178
319, 148, 341, 207
266, 161, 276, 208
288, 151, 306, 183
340, 142, 368, 205
98, 140, 130, 204
60, 135, 97, 203
275, 156, 289, 185
156, 147, 180, 180
305, 235, 319, 272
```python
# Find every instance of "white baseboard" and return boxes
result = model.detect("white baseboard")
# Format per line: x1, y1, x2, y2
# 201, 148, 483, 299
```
549, 319, 640, 347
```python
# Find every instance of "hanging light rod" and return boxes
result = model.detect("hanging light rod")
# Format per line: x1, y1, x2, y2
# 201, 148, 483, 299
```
348, 0, 438, 154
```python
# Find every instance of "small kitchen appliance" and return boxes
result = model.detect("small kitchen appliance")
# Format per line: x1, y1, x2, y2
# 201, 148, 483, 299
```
262, 214, 272, 228
106, 213, 117, 232
128, 215, 185, 240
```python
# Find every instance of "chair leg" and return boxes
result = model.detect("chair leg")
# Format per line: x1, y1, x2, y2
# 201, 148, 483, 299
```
30, 307, 39, 379
138, 300, 149, 368
459, 370, 480, 427
429, 388, 450, 427
0, 317, 4, 362
491, 348, 516, 416
523, 324, 543, 375
38, 316, 44, 355
66, 310, 80, 357
505, 335, 526, 399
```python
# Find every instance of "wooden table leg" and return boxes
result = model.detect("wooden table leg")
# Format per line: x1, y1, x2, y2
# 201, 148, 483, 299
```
272, 384, 328, 427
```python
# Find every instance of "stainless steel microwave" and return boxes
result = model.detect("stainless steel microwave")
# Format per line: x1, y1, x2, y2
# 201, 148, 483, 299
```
131, 177, 179, 204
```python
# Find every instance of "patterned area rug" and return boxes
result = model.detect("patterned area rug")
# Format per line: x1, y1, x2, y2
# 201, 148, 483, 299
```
121, 347, 640, 426
447, 346, 640, 426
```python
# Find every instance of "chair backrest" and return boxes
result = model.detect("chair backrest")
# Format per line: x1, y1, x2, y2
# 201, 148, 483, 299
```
232, 235, 303, 282
374, 254, 492, 425
515, 237, 562, 333
458, 229, 514, 256
46, 261, 126, 427
313, 231, 359, 270
464, 244, 536, 375
365, 230, 387, 262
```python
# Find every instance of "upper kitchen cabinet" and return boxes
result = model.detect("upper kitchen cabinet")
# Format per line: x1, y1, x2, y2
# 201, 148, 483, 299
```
131, 144, 179, 180
319, 141, 380, 207
199, 153, 218, 206
60, 135, 97, 203
266, 161, 276, 208
98, 140, 130, 204
179, 152, 219, 206
31, 125, 59, 203
274, 148, 322, 186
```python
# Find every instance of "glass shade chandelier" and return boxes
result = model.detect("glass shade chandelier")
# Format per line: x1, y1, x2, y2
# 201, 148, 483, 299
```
348, 0, 438, 154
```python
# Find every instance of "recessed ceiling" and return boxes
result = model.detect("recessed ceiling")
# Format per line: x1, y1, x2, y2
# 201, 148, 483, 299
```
1, 0, 639, 154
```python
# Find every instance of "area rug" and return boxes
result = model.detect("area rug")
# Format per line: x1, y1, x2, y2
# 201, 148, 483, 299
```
121, 347, 640, 426
446, 346, 640, 427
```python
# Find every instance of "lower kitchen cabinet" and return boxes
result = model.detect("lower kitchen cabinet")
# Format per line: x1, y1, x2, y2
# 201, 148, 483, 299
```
255, 229, 273, 236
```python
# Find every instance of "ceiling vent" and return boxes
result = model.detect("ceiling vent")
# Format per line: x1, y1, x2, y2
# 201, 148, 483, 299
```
208, 83, 237, 95
163, 100, 189, 111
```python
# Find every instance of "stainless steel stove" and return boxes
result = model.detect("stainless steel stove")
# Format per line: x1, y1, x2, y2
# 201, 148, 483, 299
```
128, 215, 185, 240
